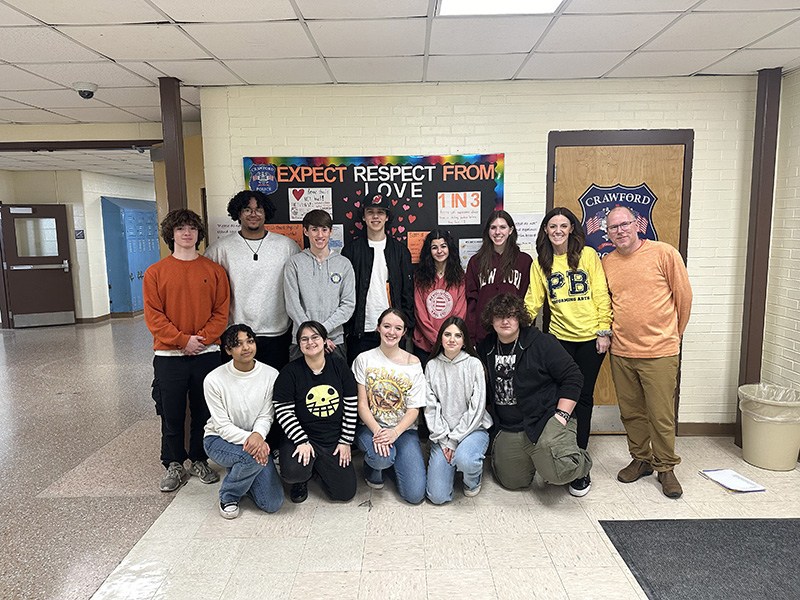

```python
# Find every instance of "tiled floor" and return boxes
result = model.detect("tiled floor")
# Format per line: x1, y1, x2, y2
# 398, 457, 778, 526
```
2, 318, 799, 600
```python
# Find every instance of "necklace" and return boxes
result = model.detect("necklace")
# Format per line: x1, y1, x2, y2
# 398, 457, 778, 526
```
241, 233, 266, 261
496, 337, 519, 356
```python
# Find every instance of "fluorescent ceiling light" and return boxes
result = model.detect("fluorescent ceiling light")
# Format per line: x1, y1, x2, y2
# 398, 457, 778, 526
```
438, 0, 563, 16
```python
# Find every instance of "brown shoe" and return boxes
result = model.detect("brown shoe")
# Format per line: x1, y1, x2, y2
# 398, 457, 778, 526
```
617, 459, 654, 483
657, 470, 683, 499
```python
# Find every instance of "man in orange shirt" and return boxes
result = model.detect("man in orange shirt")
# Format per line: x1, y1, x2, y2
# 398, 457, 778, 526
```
143, 209, 230, 492
602, 206, 692, 499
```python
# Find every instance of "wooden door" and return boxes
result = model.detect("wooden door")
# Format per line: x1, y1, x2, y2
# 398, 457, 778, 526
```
0, 204, 75, 327
549, 135, 692, 433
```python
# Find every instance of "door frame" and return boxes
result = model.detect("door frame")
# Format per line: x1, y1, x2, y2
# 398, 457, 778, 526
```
546, 129, 694, 261
546, 129, 695, 432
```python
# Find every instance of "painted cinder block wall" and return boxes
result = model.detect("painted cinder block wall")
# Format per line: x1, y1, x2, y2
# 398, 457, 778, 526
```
200, 76, 761, 425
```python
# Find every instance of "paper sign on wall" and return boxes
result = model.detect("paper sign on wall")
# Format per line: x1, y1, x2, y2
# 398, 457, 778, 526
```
438, 191, 481, 225
289, 187, 333, 221
459, 238, 482, 269
513, 213, 544, 245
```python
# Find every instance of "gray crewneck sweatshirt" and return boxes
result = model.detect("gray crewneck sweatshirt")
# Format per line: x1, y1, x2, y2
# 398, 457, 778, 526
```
283, 248, 355, 345
424, 350, 493, 451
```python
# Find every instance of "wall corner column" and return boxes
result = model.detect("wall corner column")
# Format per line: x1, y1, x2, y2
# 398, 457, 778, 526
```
159, 77, 187, 211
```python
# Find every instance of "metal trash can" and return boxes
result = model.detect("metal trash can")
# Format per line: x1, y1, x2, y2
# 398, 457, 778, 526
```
739, 383, 800, 471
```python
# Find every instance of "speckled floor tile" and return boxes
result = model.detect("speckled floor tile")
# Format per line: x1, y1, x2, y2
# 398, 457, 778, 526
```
362, 535, 425, 571
559, 566, 643, 600
482, 534, 553, 568
491, 567, 569, 600
425, 569, 497, 600
357, 570, 426, 600
424, 533, 489, 570
289, 571, 361, 600
298, 534, 365, 572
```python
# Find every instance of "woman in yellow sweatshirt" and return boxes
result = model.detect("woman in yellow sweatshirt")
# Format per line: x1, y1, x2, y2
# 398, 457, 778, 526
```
524, 207, 612, 497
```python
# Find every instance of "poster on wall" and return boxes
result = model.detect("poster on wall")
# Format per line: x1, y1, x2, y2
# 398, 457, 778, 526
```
242, 154, 504, 262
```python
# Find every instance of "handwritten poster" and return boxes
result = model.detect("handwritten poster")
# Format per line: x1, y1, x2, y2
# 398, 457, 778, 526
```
438, 191, 481, 225
289, 187, 333, 221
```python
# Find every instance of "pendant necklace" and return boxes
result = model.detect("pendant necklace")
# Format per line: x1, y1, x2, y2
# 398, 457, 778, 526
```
242, 233, 266, 261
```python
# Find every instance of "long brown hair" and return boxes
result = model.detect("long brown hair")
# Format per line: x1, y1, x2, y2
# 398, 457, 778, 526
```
474, 210, 520, 283
536, 207, 585, 277
428, 316, 478, 361
415, 229, 464, 291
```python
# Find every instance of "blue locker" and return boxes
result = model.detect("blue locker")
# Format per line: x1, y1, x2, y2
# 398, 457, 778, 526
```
101, 197, 160, 314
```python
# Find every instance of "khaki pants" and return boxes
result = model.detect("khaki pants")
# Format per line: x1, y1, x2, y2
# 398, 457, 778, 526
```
609, 354, 681, 472
491, 417, 592, 489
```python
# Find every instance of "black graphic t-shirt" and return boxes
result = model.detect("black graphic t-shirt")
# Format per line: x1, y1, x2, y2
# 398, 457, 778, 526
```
493, 341, 524, 432
273, 357, 358, 446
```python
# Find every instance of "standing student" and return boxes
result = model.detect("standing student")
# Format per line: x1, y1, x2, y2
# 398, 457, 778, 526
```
342, 194, 414, 365
284, 209, 356, 363
412, 229, 466, 363
424, 317, 492, 504
205, 189, 300, 371
466, 210, 532, 344
203, 324, 284, 519
524, 207, 612, 497
143, 209, 229, 492
353, 308, 427, 504
273, 321, 358, 504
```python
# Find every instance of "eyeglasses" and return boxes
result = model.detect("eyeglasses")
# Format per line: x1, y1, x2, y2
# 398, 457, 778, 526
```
242, 207, 265, 216
607, 220, 635, 233
299, 334, 322, 345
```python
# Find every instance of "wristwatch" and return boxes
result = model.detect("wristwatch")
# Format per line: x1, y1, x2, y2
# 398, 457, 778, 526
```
555, 409, 572, 423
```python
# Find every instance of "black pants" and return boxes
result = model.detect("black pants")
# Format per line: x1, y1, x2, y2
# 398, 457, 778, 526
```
279, 437, 357, 501
346, 331, 380, 366
557, 339, 607, 450
152, 352, 219, 468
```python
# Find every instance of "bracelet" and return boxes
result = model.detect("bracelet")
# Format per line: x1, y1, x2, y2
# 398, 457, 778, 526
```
596, 330, 613, 338
555, 409, 572, 423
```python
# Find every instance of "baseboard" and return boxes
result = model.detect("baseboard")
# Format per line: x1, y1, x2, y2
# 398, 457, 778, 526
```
676, 422, 736, 436
110, 310, 144, 319
76, 314, 110, 324
76, 310, 143, 324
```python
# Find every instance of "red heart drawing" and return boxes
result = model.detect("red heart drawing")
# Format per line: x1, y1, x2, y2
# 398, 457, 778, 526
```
356, 190, 362, 195
409, 215, 417, 223
391, 227, 397, 235
418, 202, 423, 208
355, 222, 363, 230
346, 211, 353, 220
354, 201, 360, 208
349, 229, 354, 234
292, 189, 304, 200
398, 226, 405, 233
402, 204, 410, 211
391, 200, 398, 206
398, 216, 404, 222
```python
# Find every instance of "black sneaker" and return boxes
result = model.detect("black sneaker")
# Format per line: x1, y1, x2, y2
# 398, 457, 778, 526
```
290, 482, 308, 503
568, 474, 591, 497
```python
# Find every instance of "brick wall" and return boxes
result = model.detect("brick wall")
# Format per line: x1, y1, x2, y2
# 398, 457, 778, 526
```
201, 76, 760, 423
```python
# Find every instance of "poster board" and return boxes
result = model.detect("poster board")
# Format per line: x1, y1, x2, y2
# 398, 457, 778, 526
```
242, 154, 504, 263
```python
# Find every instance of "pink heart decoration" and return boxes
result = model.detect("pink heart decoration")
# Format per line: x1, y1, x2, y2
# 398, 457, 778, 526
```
342, 197, 348, 203
408, 215, 417, 223
398, 226, 405, 233
402, 204, 410, 211
346, 211, 353, 219
355, 222, 363, 230
354, 201, 360, 208
398, 217, 404, 222
418, 202, 423, 208
356, 190, 362, 195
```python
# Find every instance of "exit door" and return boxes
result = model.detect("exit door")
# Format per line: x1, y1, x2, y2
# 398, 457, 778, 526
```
547, 130, 693, 433
0, 204, 76, 328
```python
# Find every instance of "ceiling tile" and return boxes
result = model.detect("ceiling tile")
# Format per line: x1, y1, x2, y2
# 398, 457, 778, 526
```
327, 56, 423, 83
0, 108, 77, 123
430, 16, 550, 55
23, 62, 157, 88
0, 27, 102, 62
225, 58, 332, 85
147, 60, 244, 85
699, 1, 800, 10
607, 50, 733, 77
517, 52, 630, 79
295, 0, 429, 19
50, 106, 148, 122
116, 61, 168, 83
700, 48, 800, 74
90, 87, 162, 107
538, 14, 678, 52
58, 24, 210, 60
0, 65, 63, 91
0, 3, 39, 25
427, 54, 525, 81
183, 22, 316, 60
308, 19, 426, 57
3, 0, 164, 24
565, 0, 696, 13
751, 19, 800, 49
151, 0, 297, 22
180, 86, 201, 104
125, 105, 199, 122
0, 96, 29, 109
0, 89, 112, 109
645, 12, 796, 51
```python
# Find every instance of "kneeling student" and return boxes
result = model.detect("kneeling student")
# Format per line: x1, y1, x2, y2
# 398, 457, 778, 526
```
477, 294, 592, 495
273, 321, 358, 503
203, 324, 284, 519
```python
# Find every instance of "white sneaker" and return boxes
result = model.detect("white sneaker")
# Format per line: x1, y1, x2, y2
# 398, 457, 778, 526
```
219, 501, 240, 519
464, 484, 482, 497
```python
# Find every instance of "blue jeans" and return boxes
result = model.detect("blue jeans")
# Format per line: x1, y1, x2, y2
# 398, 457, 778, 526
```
426, 429, 490, 504
355, 425, 426, 504
203, 435, 284, 513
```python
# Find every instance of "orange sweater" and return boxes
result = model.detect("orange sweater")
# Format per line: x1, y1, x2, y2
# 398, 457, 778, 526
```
602, 240, 692, 359
143, 255, 230, 351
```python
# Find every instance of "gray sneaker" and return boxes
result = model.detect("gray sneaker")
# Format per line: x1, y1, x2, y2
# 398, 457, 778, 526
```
160, 462, 187, 492
188, 460, 220, 484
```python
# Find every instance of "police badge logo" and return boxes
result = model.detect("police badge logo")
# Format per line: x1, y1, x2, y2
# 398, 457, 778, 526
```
248, 163, 278, 194
577, 183, 658, 258
330, 272, 342, 284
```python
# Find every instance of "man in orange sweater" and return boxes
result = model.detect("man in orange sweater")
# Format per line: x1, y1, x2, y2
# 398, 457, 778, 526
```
602, 206, 692, 499
143, 209, 230, 492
